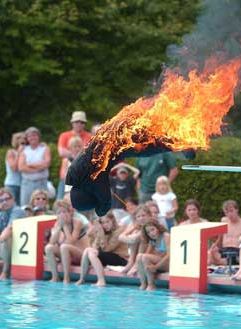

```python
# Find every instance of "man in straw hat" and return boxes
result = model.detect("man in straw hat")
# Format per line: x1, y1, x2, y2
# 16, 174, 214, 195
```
57, 111, 92, 199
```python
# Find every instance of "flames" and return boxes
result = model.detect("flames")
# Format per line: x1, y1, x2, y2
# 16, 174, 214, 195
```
90, 57, 241, 179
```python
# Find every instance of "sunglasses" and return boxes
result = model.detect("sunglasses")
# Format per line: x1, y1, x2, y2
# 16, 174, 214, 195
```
0, 196, 12, 203
73, 121, 85, 124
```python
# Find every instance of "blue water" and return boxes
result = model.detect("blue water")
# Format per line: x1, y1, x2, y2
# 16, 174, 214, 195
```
1, 281, 241, 329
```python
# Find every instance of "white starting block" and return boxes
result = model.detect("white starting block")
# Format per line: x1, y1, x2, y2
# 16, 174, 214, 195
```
169, 222, 227, 293
11, 215, 56, 280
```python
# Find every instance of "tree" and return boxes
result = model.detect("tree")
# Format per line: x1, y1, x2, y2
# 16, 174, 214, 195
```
0, 0, 200, 144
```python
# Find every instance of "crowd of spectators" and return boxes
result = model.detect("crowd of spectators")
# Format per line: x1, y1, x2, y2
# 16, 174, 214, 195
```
1, 110, 241, 288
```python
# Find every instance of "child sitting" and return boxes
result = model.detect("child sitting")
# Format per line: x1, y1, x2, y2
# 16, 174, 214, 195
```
137, 221, 170, 291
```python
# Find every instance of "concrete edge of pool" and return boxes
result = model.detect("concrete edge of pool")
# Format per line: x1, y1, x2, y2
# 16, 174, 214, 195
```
42, 263, 241, 294
2, 260, 241, 293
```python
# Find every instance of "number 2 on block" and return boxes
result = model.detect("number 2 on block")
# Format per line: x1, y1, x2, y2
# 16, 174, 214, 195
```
180, 240, 187, 264
19, 232, 29, 254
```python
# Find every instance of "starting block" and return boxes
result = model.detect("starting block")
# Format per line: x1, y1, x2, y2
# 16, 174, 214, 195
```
169, 222, 227, 293
11, 215, 56, 280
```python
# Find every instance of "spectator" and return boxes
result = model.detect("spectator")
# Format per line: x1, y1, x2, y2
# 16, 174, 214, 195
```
136, 153, 178, 204
76, 211, 128, 287
29, 189, 52, 216
179, 199, 208, 225
91, 122, 102, 135
137, 221, 170, 290
57, 111, 92, 199
151, 176, 178, 231
18, 127, 51, 206
145, 200, 168, 229
45, 200, 89, 283
208, 200, 241, 268
118, 205, 153, 275
110, 162, 140, 210
118, 198, 138, 226
61, 136, 84, 196
4, 132, 26, 205
0, 188, 25, 280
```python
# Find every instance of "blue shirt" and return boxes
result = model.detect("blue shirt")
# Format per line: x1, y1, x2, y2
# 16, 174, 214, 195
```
0, 205, 25, 234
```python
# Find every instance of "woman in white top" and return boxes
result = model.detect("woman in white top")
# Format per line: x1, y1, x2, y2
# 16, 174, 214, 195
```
152, 176, 178, 231
4, 132, 26, 205
18, 127, 51, 206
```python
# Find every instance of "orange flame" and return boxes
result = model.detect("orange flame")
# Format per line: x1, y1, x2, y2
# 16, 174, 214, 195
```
91, 57, 241, 179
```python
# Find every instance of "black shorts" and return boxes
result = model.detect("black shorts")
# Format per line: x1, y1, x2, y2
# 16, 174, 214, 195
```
98, 251, 127, 267
220, 247, 240, 265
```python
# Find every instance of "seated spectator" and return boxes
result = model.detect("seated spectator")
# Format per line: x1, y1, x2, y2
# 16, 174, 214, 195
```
151, 176, 178, 231
145, 200, 168, 230
29, 189, 52, 216
118, 198, 138, 226
208, 200, 241, 267
63, 191, 90, 232
4, 132, 26, 205
0, 188, 25, 280
110, 162, 140, 210
76, 211, 128, 287
179, 199, 208, 225
18, 127, 51, 206
118, 205, 153, 275
45, 200, 89, 283
137, 221, 170, 291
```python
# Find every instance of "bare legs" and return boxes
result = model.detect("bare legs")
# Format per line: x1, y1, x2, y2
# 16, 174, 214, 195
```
137, 253, 168, 291
45, 243, 83, 283
60, 244, 82, 283
45, 244, 61, 282
0, 238, 12, 280
76, 247, 106, 287
122, 244, 138, 276
231, 250, 241, 280
208, 246, 227, 266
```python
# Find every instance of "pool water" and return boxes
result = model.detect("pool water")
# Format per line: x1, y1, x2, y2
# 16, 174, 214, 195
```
1, 281, 241, 329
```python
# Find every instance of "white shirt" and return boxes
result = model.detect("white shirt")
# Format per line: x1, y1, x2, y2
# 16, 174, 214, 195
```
152, 191, 176, 217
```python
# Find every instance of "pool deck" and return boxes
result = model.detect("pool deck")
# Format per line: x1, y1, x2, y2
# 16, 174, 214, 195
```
43, 263, 241, 293
1, 260, 240, 293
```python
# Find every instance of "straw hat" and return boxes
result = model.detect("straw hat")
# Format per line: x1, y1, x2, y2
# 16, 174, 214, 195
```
70, 111, 87, 123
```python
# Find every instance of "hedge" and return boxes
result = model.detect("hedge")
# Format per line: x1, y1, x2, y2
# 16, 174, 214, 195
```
1, 136, 241, 221
173, 137, 241, 221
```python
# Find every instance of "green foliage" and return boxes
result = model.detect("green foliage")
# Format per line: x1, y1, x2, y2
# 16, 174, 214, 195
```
0, 0, 200, 144
173, 137, 241, 222
0, 146, 8, 186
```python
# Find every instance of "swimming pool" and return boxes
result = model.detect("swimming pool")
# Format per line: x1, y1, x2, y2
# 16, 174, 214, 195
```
1, 281, 241, 329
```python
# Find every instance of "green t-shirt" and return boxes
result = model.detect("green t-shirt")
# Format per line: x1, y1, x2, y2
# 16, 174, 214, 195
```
136, 153, 177, 194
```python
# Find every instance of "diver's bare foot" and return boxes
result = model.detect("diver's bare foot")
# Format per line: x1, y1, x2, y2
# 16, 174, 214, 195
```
139, 283, 147, 290
49, 277, 59, 282
0, 272, 8, 280
76, 279, 84, 285
146, 284, 156, 291
95, 280, 106, 287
